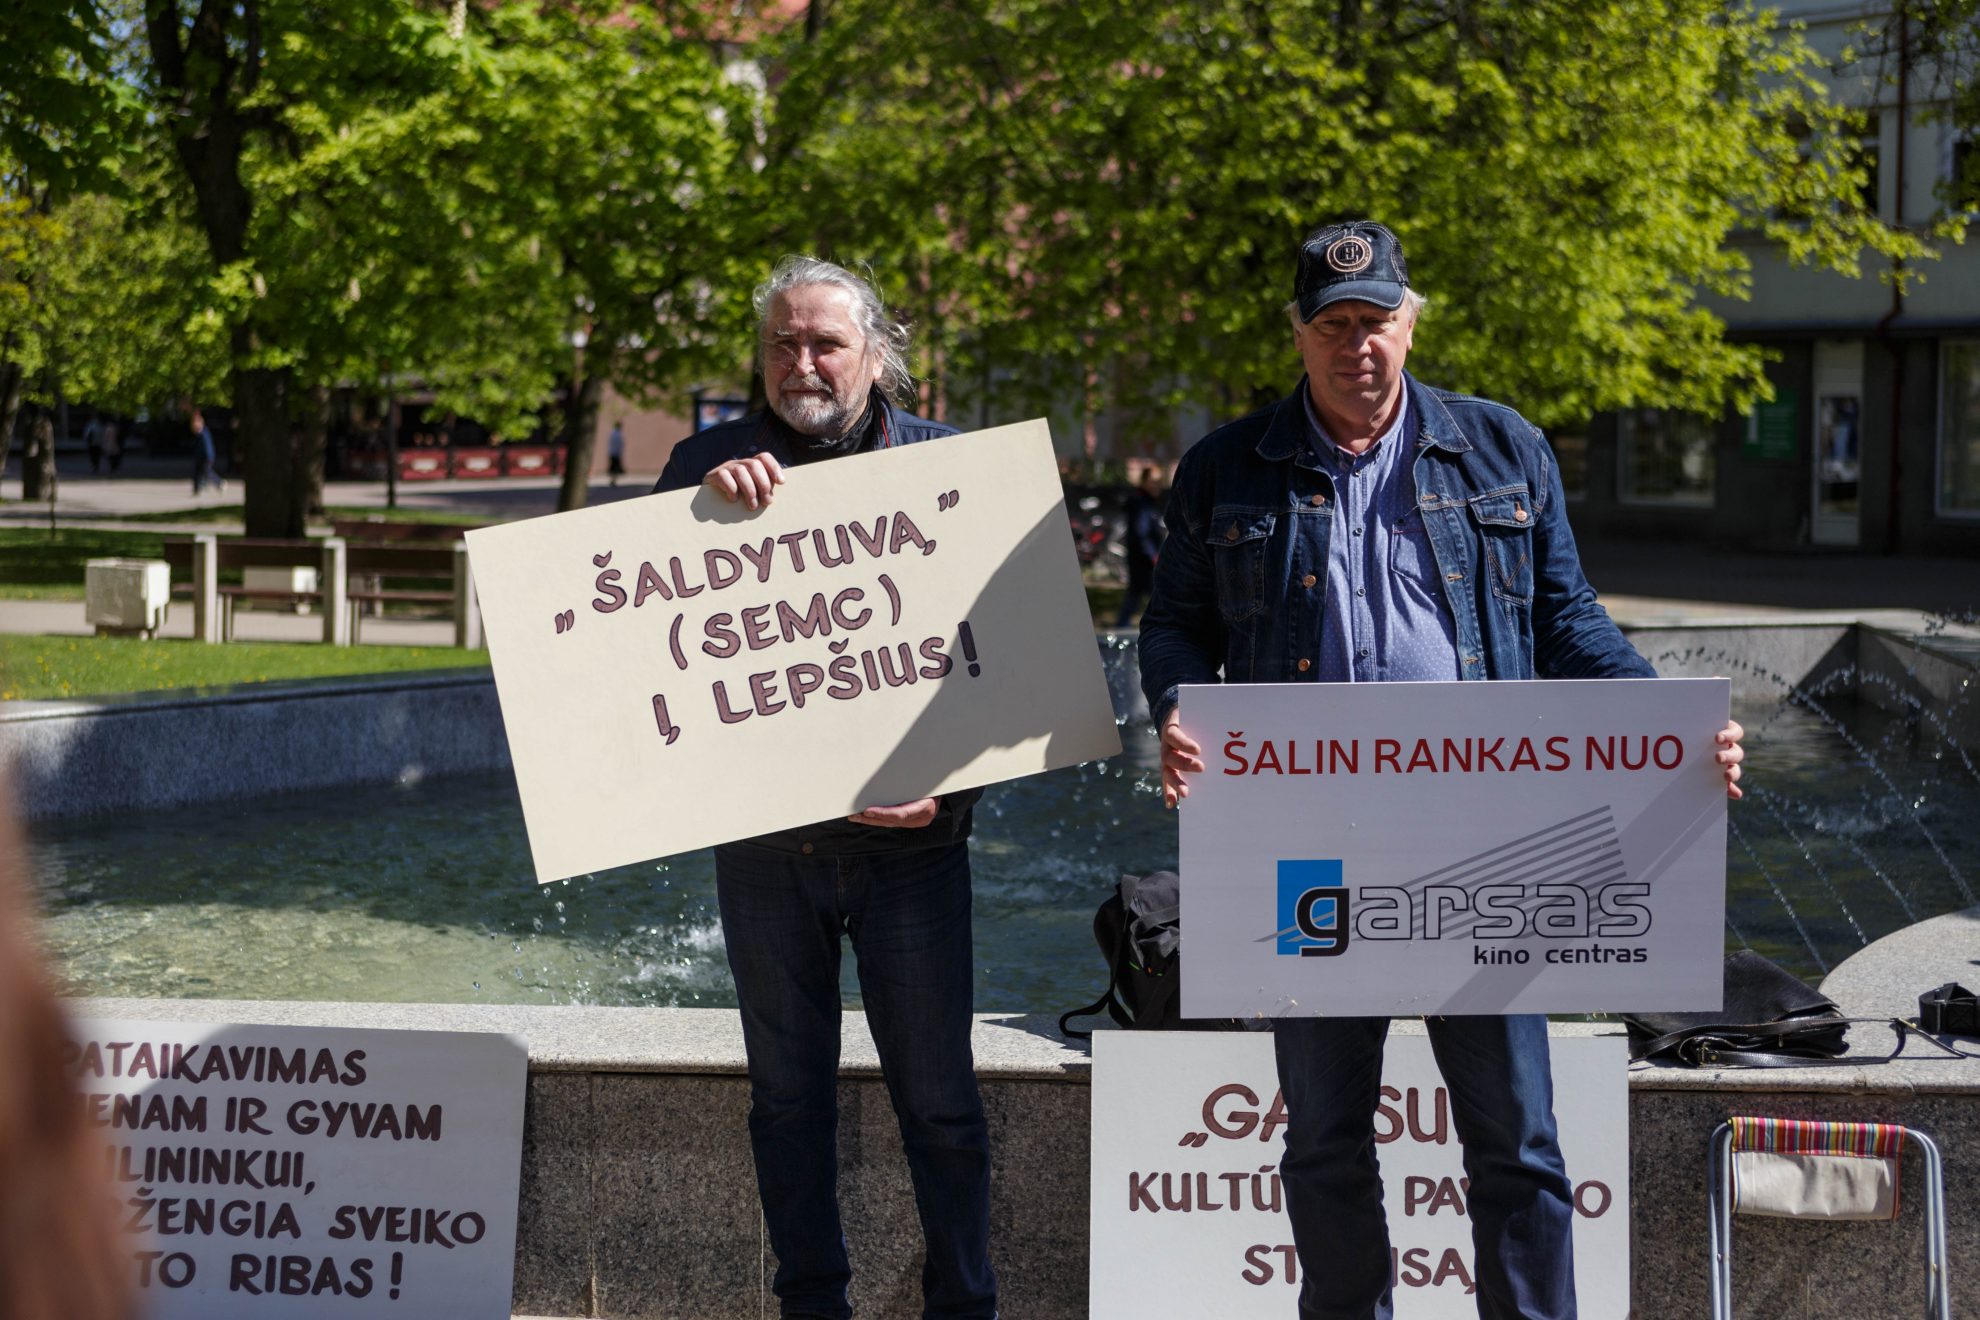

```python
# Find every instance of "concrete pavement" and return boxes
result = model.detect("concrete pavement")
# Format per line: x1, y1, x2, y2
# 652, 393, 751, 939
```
3, 456, 1978, 641
0, 456, 662, 645
0, 451, 660, 528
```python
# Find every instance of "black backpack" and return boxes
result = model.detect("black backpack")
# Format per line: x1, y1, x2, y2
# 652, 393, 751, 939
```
1059, 870, 1242, 1037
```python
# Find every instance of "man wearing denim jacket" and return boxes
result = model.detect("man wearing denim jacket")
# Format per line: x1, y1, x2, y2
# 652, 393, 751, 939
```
1139, 220, 1744, 1320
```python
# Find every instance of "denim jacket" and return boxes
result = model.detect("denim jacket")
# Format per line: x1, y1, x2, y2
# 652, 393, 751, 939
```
1138, 373, 1653, 726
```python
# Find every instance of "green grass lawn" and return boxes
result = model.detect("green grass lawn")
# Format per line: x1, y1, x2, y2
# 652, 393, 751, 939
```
0, 633, 489, 701
101, 503, 494, 527
0, 528, 170, 599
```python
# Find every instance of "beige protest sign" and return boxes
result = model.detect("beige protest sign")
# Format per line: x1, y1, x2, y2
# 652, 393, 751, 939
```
1090, 1031, 1629, 1317
467, 419, 1120, 882
76, 1018, 526, 1319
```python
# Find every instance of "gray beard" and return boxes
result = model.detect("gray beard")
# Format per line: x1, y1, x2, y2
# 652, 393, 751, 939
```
772, 384, 867, 440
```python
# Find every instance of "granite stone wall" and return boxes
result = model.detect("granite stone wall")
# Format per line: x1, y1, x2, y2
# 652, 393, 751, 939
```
0, 672, 506, 821
71, 999, 1980, 1320
513, 1072, 1090, 1320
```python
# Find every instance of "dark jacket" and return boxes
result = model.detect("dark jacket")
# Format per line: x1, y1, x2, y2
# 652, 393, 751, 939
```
656, 393, 956, 492
1139, 372, 1654, 727
655, 395, 984, 857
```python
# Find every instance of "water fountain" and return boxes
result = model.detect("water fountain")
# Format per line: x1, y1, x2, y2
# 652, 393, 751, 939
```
7, 619, 1977, 1319
16, 629, 1977, 1012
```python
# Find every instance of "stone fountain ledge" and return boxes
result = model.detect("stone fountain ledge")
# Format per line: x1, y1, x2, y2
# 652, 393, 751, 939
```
1822, 903, 1980, 1030
68, 997, 1094, 1081
0, 669, 506, 821
73, 976, 1980, 1320
6, 615, 1978, 823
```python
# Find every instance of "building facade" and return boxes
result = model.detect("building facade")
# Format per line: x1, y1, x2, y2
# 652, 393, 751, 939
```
1569, 0, 1978, 556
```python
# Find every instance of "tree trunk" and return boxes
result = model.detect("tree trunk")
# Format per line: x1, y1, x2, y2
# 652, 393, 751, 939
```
236, 362, 299, 536
555, 372, 605, 513
0, 358, 23, 500
292, 382, 330, 520
22, 412, 54, 503
150, 0, 303, 538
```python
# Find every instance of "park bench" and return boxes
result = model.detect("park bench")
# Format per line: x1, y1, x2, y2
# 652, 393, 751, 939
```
161, 535, 350, 644
331, 520, 484, 648
342, 540, 482, 648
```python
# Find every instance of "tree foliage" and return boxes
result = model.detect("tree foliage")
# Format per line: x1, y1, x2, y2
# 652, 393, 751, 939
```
1, 0, 1954, 505
122, 0, 746, 528
758, 0, 1934, 434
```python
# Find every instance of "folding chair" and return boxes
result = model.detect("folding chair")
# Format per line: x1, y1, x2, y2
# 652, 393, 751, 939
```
1708, 1115, 1950, 1319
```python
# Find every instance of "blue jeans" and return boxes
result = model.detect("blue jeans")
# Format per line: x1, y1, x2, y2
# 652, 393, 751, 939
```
715, 841, 997, 1320
1272, 1014, 1575, 1320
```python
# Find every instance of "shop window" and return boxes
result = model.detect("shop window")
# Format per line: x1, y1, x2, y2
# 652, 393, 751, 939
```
1617, 408, 1715, 506
1939, 341, 1980, 517
1947, 132, 1977, 215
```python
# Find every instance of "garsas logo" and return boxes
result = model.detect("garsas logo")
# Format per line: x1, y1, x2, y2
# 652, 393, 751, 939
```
1261, 809, 1654, 964
1276, 860, 1350, 957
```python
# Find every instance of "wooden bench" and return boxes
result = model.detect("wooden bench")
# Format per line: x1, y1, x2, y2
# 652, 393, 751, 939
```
162, 536, 350, 644
343, 541, 482, 648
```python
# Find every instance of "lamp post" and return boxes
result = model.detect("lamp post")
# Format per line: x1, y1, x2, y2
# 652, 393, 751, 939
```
556, 323, 593, 511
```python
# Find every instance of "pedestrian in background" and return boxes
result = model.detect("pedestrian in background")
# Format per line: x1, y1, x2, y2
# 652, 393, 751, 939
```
608, 420, 627, 486
190, 408, 221, 494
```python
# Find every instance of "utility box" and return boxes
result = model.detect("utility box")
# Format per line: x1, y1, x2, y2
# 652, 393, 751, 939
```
84, 558, 171, 637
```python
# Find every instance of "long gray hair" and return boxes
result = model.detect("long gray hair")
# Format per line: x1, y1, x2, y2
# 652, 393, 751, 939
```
755, 255, 916, 403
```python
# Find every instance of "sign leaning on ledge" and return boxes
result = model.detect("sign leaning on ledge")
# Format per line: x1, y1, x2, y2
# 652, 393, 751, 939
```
467, 420, 1121, 883
1179, 678, 1729, 1018
72, 1018, 527, 1320
1089, 1031, 1629, 1318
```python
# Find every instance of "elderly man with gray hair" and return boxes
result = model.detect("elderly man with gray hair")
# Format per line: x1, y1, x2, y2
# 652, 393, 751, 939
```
655, 256, 996, 1320
1141, 219, 1745, 1320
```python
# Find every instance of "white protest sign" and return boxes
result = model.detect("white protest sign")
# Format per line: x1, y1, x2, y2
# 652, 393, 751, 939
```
1179, 678, 1728, 1018
70, 1019, 527, 1319
1089, 1031, 1628, 1318
467, 419, 1120, 882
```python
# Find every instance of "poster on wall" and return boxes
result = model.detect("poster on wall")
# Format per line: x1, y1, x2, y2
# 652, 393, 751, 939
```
1179, 678, 1729, 1018
72, 1019, 527, 1320
467, 419, 1121, 883
1089, 1031, 1629, 1318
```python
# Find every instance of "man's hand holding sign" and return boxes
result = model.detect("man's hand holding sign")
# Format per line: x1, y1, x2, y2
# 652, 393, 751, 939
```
470, 257, 1117, 1320
1135, 220, 1744, 1319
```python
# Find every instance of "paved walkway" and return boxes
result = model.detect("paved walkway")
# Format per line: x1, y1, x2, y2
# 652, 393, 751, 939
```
4, 457, 1978, 642
0, 457, 661, 646
0, 452, 659, 526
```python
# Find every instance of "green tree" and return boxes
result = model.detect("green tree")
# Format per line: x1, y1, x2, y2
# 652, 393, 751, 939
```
434, 3, 749, 511
757, 0, 1934, 441
0, 0, 143, 488
134, 1, 746, 531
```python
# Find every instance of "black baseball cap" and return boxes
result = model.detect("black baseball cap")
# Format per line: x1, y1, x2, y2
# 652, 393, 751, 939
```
1294, 221, 1410, 321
